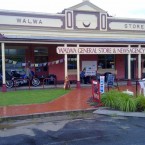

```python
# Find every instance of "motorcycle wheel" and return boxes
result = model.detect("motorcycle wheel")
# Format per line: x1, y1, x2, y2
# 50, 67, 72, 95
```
14, 80, 20, 87
32, 78, 40, 87
6, 80, 14, 88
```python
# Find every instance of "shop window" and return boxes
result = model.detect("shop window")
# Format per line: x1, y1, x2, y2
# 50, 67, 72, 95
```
68, 55, 77, 70
34, 48, 48, 72
5, 48, 25, 71
98, 54, 115, 69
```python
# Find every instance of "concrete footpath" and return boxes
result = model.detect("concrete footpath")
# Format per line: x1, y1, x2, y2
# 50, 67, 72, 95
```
94, 107, 145, 118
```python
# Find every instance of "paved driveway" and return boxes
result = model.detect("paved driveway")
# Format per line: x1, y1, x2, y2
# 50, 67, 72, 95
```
0, 113, 145, 145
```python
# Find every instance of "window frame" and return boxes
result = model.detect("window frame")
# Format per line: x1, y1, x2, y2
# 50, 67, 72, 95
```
98, 54, 115, 69
67, 54, 77, 70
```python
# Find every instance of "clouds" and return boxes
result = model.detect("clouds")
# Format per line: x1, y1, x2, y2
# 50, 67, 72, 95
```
0, 0, 145, 19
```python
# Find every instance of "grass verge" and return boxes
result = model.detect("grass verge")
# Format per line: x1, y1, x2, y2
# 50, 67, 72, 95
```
0, 89, 71, 106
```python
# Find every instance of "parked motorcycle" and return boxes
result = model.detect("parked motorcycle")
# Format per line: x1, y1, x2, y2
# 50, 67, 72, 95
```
0, 70, 40, 88
11, 70, 40, 87
0, 71, 14, 88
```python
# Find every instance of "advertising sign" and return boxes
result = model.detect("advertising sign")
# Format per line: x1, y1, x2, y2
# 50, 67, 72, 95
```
107, 74, 115, 87
92, 80, 100, 101
100, 76, 105, 94
82, 61, 97, 76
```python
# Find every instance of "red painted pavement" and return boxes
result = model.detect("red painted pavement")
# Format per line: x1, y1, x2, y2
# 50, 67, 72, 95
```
0, 85, 139, 117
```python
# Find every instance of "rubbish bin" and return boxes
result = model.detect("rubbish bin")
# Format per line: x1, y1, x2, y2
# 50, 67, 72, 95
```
104, 72, 112, 82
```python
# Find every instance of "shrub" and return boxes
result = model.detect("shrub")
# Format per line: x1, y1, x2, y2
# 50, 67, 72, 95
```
101, 91, 117, 109
101, 90, 136, 112
135, 95, 145, 112
101, 90, 122, 109
118, 95, 136, 112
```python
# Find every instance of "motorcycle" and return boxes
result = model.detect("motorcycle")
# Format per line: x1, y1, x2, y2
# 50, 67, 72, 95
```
0, 71, 14, 88
0, 70, 40, 88
10, 70, 40, 88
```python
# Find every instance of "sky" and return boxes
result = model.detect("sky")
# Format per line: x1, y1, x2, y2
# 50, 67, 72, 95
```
0, 0, 145, 19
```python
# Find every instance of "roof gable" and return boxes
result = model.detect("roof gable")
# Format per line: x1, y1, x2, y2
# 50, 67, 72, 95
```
66, 0, 106, 13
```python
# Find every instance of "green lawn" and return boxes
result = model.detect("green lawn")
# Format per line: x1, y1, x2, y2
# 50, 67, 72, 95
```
0, 89, 71, 106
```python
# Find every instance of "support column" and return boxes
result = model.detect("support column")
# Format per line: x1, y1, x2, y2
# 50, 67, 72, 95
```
64, 44, 68, 78
138, 52, 141, 80
76, 44, 80, 88
1, 42, 7, 92
127, 52, 131, 86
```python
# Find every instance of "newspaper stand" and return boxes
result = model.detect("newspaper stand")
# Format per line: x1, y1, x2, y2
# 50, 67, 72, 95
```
91, 80, 101, 103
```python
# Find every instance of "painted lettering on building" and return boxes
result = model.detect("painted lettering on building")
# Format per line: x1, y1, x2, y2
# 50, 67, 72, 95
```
57, 47, 77, 54
0, 15, 63, 27
124, 23, 145, 30
57, 47, 145, 54
109, 22, 145, 31
16, 18, 43, 24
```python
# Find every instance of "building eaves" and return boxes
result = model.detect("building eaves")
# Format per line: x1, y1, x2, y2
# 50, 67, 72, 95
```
1, 35, 145, 44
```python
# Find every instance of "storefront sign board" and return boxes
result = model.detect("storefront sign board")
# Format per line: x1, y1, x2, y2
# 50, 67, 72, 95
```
57, 47, 145, 54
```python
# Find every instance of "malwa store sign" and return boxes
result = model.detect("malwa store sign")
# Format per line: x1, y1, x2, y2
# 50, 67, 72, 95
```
57, 47, 145, 54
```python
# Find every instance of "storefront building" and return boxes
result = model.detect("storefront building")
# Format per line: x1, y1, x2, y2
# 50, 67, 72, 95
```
1, 0, 145, 91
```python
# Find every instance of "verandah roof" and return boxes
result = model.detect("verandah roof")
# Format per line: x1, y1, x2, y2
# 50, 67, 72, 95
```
0, 34, 145, 44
